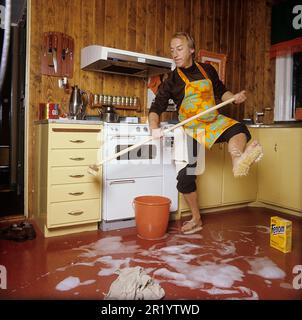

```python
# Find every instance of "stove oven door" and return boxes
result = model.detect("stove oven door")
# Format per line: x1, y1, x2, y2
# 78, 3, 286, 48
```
103, 176, 163, 221
104, 135, 163, 179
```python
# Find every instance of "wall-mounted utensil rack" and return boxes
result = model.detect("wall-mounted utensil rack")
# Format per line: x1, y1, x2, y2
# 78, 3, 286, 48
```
41, 32, 74, 78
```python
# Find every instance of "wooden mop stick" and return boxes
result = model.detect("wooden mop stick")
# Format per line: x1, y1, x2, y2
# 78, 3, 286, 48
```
88, 97, 235, 173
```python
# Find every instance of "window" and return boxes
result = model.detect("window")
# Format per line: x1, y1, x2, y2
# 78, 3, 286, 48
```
274, 52, 302, 121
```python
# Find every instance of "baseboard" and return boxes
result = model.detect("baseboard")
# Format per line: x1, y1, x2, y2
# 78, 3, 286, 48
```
248, 201, 302, 218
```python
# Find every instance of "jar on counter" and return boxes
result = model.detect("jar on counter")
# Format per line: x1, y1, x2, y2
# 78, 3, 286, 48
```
263, 107, 274, 125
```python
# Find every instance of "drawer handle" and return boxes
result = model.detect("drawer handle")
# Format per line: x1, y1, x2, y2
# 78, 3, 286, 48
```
109, 179, 135, 185
69, 139, 85, 143
68, 192, 84, 196
67, 210, 84, 216
69, 157, 85, 161
69, 174, 85, 178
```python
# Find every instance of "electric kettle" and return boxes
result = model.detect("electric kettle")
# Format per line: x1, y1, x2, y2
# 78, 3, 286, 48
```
69, 85, 86, 119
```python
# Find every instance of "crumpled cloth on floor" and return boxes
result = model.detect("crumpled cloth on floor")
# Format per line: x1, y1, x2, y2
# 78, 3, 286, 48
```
104, 266, 165, 300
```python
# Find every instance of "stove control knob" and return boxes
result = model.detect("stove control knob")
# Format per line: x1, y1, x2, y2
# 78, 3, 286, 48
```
143, 127, 148, 132
136, 127, 140, 132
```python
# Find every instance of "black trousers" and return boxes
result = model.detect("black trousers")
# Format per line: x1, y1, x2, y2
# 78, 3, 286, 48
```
176, 122, 251, 194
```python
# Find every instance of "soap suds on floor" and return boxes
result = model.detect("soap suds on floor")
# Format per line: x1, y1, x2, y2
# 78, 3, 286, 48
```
245, 257, 286, 279
47, 226, 290, 299
56, 276, 96, 291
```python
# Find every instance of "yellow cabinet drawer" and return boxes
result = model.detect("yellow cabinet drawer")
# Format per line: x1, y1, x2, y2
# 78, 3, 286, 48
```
49, 149, 100, 166
47, 198, 100, 227
50, 129, 102, 149
50, 166, 100, 184
49, 182, 100, 202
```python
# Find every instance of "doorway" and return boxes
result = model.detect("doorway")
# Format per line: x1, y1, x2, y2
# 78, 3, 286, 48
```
0, 0, 26, 217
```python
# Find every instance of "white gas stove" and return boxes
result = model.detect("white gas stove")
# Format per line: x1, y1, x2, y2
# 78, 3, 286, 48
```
100, 122, 178, 231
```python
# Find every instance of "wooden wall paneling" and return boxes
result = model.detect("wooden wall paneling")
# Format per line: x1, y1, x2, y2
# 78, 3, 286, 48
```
213, 0, 222, 54
263, 0, 275, 109
174, 0, 184, 34
183, 0, 192, 35
245, 0, 256, 118
254, 0, 266, 113
219, 0, 229, 62
164, 0, 175, 58
239, 0, 247, 120
155, 0, 166, 56
190, 0, 201, 52
80, 0, 96, 96
232, 0, 242, 120
127, 0, 137, 51
199, 0, 207, 50
223, 0, 235, 118
146, 0, 156, 55
206, 0, 214, 51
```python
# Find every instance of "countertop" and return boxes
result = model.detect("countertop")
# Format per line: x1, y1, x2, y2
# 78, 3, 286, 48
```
35, 119, 102, 125
35, 119, 302, 128
247, 121, 302, 128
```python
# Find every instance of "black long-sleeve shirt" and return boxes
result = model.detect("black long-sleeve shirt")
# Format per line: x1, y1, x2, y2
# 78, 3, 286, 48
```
149, 62, 228, 116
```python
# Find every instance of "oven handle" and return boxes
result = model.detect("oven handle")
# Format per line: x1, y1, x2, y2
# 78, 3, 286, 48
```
109, 179, 135, 185
110, 135, 138, 140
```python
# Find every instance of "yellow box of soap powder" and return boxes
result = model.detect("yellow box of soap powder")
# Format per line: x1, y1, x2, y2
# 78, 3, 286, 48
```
270, 216, 292, 253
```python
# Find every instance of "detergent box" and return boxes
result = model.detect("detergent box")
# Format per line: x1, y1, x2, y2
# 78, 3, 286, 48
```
270, 216, 292, 253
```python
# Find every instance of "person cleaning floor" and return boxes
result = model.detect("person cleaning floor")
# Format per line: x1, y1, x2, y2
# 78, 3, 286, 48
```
148, 32, 263, 235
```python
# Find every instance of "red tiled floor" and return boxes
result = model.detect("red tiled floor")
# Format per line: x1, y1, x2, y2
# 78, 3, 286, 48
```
0, 207, 301, 300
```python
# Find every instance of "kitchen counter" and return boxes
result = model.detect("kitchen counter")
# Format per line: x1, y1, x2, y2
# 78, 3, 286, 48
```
247, 121, 302, 128
35, 119, 102, 125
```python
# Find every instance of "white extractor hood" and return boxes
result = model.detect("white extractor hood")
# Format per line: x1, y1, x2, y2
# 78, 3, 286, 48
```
81, 45, 175, 77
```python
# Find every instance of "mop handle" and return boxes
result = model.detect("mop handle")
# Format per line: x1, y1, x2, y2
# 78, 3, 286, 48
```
99, 97, 235, 165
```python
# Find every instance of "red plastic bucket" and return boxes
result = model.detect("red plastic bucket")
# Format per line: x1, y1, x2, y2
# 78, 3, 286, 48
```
133, 195, 171, 240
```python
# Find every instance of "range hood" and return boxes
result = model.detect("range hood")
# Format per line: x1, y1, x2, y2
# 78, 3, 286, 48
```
81, 45, 175, 77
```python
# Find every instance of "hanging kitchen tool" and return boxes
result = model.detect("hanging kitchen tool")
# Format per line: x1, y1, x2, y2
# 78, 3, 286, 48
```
88, 97, 236, 176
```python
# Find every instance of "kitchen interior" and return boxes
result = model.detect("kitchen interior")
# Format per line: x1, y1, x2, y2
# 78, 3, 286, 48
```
0, 0, 301, 301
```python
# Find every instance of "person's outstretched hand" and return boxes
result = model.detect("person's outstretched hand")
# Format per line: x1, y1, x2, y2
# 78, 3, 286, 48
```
233, 90, 247, 104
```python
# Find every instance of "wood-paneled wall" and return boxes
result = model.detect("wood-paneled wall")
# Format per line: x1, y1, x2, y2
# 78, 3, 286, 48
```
27, 0, 273, 215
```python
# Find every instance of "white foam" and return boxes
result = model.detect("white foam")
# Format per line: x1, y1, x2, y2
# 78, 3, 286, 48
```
153, 268, 187, 281
158, 243, 201, 254
246, 257, 286, 279
56, 276, 96, 291
75, 236, 140, 257
203, 287, 239, 295
56, 276, 81, 291
280, 282, 293, 289
254, 246, 261, 255
174, 234, 203, 239
97, 256, 131, 276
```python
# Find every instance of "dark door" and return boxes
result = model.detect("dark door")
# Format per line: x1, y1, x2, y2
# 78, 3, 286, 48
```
0, 0, 26, 217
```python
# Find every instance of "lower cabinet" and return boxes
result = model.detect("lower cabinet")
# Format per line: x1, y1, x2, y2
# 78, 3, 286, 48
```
179, 128, 258, 212
33, 122, 102, 237
257, 128, 302, 212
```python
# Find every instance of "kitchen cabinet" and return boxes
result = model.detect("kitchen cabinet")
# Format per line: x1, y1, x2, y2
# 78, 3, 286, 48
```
33, 122, 102, 237
179, 129, 258, 212
257, 128, 302, 211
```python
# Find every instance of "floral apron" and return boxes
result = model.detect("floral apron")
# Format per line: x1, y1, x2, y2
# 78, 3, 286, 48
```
178, 62, 238, 149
